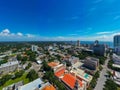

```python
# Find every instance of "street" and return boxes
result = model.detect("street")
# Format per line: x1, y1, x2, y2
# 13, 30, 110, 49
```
94, 55, 110, 90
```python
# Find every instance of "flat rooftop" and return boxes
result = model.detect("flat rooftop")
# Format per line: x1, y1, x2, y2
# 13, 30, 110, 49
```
18, 78, 43, 90
0, 61, 18, 68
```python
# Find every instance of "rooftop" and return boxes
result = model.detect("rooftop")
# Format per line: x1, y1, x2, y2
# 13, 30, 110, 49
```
61, 74, 83, 89
48, 62, 59, 68
0, 61, 18, 68
42, 85, 56, 90
114, 71, 120, 78
54, 68, 65, 77
72, 61, 83, 68
18, 78, 43, 90
86, 57, 99, 61
71, 68, 93, 82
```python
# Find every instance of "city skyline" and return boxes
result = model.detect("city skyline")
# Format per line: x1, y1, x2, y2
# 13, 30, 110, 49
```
0, 0, 120, 41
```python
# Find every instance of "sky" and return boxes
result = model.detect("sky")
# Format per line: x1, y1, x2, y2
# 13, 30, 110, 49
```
0, 0, 120, 41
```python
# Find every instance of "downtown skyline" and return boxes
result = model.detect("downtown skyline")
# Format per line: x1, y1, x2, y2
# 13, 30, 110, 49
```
0, 0, 120, 41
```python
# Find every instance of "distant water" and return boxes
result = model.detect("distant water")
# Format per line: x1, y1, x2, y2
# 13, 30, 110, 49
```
80, 41, 113, 48
66, 41, 113, 48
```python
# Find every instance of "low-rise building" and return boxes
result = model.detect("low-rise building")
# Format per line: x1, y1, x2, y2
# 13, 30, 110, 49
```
48, 61, 66, 72
0, 54, 6, 59
54, 68, 87, 90
69, 56, 79, 65
3, 81, 23, 90
48, 61, 59, 68
18, 78, 55, 90
0, 61, 19, 74
72, 61, 84, 69
112, 53, 120, 65
42, 83, 56, 90
60, 45, 72, 49
61, 73, 86, 90
70, 68, 93, 87
3, 78, 55, 90
84, 57, 99, 70
113, 71, 120, 85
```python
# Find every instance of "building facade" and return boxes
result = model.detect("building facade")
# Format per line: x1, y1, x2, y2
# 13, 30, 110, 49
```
84, 57, 99, 70
31, 45, 38, 52
113, 71, 120, 85
112, 53, 120, 65
93, 40, 106, 56
77, 40, 80, 47
3, 78, 55, 90
114, 35, 120, 55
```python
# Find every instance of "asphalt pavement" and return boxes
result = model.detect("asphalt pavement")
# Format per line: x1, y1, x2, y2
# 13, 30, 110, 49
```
94, 56, 110, 90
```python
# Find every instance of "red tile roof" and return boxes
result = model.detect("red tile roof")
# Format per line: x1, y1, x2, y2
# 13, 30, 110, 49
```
42, 85, 56, 90
62, 74, 76, 89
55, 68, 65, 77
61, 74, 83, 89
48, 62, 59, 68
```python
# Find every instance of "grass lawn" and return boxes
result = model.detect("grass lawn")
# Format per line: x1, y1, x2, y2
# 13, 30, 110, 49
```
118, 87, 120, 90
0, 73, 29, 90
10, 54, 16, 57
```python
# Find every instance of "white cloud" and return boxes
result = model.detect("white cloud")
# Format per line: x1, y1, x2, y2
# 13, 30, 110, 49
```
17, 32, 23, 36
96, 31, 113, 35
0, 29, 36, 41
0, 28, 119, 41
11, 33, 15, 36
0, 29, 10, 36
26, 34, 34, 38
57, 36, 65, 39
112, 32, 120, 36
37, 31, 120, 41
68, 34, 78, 36
2, 29, 10, 34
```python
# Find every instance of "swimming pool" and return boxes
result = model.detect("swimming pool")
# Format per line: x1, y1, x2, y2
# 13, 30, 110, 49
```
84, 73, 89, 79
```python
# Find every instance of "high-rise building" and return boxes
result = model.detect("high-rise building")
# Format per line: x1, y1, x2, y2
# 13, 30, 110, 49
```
31, 45, 38, 52
77, 40, 80, 47
114, 35, 120, 55
93, 40, 106, 56
94, 40, 99, 45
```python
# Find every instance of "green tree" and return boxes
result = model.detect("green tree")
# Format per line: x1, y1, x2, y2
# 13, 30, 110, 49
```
103, 79, 117, 90
42, 60, 51, 71
29, 52, 36, 62
0, 60, 8, 65
0, 74, 12, 86
25, 63, 32, 70
17, 54, 22, 61
13, 70, 24, 79
26, 69, 38, 81
43, 71, 66, 90
94, 71, 100, 79
3, 56, 9, 60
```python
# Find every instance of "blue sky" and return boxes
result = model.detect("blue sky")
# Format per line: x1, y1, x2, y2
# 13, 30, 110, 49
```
0, 0, 120, 41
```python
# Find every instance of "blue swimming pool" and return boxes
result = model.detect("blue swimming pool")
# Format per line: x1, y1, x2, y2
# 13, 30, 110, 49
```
84, 73, 89, 79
